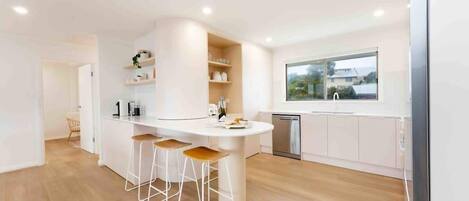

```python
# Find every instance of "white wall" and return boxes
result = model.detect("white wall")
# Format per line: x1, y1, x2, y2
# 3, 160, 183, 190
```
96, 37, 133, 117
0, 34, 44, 173
153, 18, 208, 119
0, 32, 97, 173
429, 0, 469, 200
42, 62, 79, 140
28, 37, 97, 65
133, 30, 157, 116
272, 23, 410, 116
95, 36, 133, 160
242, 43, 273, 120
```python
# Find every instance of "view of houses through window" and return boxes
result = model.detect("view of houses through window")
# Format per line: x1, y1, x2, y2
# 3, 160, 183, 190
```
286, 52, 378, 101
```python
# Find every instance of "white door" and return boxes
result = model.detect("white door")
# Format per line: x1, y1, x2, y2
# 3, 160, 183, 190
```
79, 64, 94, 153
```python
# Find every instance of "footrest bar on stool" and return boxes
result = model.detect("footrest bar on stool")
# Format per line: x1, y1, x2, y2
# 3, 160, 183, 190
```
125, 180, 153, 192
148, 192, 180, 201
209, 187, 234, 200
204, 177, 218, 184
148, 183, 181, 200
183, 175, 198, 182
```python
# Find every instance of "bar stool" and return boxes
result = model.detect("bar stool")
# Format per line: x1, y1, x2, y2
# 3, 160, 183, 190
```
147, 139, 197, 201
178, 146, 234, 201
125, 134, 162, 201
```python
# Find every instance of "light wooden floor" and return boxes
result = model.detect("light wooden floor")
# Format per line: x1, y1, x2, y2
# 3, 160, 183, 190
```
0, 139, 404, 201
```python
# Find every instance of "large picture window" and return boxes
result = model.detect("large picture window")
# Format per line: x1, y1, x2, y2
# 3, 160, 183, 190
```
286, 52, 378, 101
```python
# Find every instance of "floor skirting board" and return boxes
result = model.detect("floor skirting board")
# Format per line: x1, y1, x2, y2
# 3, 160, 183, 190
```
45, 135, 80, 141
0, 161, 42, 174
260, 146, 272, 154
260, 147, 403, 179
302, 153, 403, 179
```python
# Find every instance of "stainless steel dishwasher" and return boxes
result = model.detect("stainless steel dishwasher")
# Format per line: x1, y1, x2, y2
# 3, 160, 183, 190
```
272, 114, 301, 159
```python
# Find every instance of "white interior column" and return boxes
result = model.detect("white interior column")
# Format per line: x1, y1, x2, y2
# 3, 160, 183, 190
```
153, 18, 208, 120
218, 137, 246, 201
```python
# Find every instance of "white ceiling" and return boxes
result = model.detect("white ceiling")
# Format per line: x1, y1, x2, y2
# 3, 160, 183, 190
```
0, 0, 409, 48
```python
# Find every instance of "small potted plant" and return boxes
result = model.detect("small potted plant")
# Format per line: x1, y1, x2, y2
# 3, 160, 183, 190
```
132, 50, 151, 68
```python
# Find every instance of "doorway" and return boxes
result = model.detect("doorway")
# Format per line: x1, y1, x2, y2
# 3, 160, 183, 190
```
41, 61, 95, 154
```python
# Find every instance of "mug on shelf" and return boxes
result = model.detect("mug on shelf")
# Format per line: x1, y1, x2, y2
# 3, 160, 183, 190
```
221, 72, 228, 81
212, 71, 222, 81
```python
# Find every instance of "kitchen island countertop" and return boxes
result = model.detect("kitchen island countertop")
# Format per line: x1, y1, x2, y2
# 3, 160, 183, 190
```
106, 115, 274, 137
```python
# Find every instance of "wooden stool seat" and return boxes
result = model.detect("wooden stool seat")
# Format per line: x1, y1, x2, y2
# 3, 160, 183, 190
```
154, 139, 192, 150
183, 146, 229, 162
131, 134, 161, 142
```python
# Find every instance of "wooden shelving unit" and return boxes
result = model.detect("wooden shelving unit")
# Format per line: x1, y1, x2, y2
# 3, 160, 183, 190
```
125, 79, 156, 86
209, 80, 232, 84
208, 61, 232, 68
208, 33, 243, 113
124, 57, 155, 69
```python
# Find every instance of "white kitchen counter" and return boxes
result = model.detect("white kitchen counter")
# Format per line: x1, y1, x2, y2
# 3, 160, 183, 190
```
106, 115, 273, 137
260, 109, 409, 118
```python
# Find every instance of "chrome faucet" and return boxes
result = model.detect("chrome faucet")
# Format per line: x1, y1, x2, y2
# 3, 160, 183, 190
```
333, 92, 340, 102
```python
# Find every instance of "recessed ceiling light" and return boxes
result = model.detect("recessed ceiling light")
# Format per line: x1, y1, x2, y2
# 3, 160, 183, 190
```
202, 7, 212, 15
12, 6, 28, 15
265, 37, 273, 43
407, 3, 411, 8
373, 9, 384, 17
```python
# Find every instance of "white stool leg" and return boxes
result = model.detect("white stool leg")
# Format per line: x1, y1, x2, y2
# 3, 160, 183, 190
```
191, 159, 201, 201
177, 151, 181, 190
207, 162, 211, 201
201, 162, 205, 201
177, 157, 188, 201
137, 142, 143, 201
124, 141, 134, 191
165, 150, 169, 201
147, 147, 157, 200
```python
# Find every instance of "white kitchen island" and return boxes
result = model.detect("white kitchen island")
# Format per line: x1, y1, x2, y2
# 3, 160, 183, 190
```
101, 116, 273, 201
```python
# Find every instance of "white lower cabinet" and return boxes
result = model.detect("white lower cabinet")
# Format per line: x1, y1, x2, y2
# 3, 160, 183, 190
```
327, 116, 359, 161
358, 117, 397, 168
101, 118, 134, 178
261, 111, 404, 178
301, 115, 328, 156
259, 112, 273, 153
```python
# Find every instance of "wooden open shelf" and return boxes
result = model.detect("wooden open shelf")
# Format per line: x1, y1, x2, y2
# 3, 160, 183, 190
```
125, 79, 156, 86
208, 33, 242, 113
124, 57, 155, 69
208, 61, 232, 68
209, 80, 232, 84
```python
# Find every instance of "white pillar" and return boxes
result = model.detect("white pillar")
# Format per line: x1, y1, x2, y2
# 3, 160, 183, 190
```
154, 18, 208, 120
218, 137, 246, 201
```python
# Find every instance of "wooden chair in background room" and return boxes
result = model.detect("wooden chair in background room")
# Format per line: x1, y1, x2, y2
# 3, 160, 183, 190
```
66, 112, 80, 141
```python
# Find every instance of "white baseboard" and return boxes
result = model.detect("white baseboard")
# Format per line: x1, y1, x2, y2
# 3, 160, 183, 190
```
0, 161, 42, 174
302, 153, 403, 179
260, 145, 273, 154
259, 148, 403, 179
44, 135, 70, 141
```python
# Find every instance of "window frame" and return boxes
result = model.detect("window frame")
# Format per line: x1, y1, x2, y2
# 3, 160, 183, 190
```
284, 51, 379, 102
